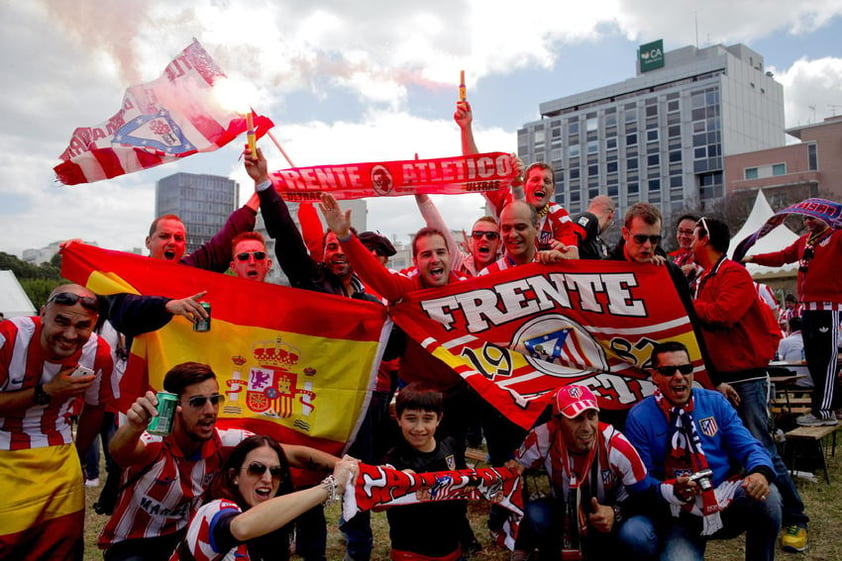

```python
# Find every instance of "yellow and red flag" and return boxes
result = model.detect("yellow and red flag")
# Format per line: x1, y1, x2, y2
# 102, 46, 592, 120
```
61, 244, 390, 456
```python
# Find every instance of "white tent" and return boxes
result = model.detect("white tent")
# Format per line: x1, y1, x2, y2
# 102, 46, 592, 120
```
727, 190, 799, 278
0, 270, 36, 318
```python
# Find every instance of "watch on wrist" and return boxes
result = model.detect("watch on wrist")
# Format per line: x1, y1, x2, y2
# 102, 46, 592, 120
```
34, 383, 51, 405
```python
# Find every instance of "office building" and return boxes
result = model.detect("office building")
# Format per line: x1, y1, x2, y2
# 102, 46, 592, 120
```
155, 173, 239, 254
725, 115, 842, 211
518, 42, 785, 228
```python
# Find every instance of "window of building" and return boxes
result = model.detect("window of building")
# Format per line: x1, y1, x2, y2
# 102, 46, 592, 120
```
627, 157, 639, 170
606, 137, 618, 150
645, 105, 658, 117
586, 116, 598, 131
569, 167, 580, 179
646, 129, 659, 142
772, 163, 786, 176
568, 144, 580, 158
808, 143, 818, 170
607, 161, 618, 173
668, 125, 681, 138
569, 120, 579, 134
744, 167, 758, 180
667, 100, 680, 112
626, 133, 638, 146
628, 181, 639, 194
587, 141, 599, 154
669, 151, 681, 163
588, 164, 599, 176
606, 114, 617, 127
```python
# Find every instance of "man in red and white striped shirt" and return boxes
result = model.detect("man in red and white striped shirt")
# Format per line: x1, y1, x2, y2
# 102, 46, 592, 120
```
0, 284, 115, 561
99, 362, 250, 561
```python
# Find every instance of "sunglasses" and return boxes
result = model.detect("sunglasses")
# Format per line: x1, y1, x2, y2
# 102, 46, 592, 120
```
630, 234, 662, 245
184, 393, 224, 408
47, 292, 99, 311
471, 231, 500, 240
696, 216, 710, 239
654, 364, 694, 377
244, 461, 284, 480
235, 251, 267, 262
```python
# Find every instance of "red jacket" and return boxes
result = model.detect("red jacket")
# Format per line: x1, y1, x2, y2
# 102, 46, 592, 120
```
694, 257, 781, 379
751, 228, 842, 306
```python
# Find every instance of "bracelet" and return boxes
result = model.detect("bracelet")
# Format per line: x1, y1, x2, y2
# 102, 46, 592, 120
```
321, 474, 338, 506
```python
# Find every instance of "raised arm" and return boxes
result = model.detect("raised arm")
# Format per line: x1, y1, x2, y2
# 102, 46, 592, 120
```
415, 193, 465, 273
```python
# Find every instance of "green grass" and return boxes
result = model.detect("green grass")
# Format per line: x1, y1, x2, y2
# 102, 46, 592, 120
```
84, 445, 842, 560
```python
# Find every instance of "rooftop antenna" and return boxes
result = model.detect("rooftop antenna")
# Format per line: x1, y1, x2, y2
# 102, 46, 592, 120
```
809, 105, 816, 123
829, 104, 842, 117
694, 11, 699, 49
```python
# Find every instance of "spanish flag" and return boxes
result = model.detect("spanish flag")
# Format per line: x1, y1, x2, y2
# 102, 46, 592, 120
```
62, 244, 390, 456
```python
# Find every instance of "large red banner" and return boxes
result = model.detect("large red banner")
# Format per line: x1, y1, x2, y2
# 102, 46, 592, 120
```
390, 261, 711, 430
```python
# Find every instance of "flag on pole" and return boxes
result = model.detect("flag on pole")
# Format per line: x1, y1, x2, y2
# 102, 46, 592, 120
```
55, 40, 273, 185
389, 260, 712, 430
61, 243, 390, 456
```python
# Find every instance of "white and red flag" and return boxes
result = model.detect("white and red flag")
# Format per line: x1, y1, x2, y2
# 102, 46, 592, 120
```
54, 40, 273, 185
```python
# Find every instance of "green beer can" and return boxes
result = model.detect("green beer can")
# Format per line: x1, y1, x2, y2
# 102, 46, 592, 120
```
147, 391, 178, 436
193, 302, 211, 332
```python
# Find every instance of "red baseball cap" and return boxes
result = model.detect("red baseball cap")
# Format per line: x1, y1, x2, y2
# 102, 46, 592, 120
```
553, 385, 599, 418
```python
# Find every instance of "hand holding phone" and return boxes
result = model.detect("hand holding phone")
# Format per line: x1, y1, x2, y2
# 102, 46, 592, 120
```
69, 365, 95, 378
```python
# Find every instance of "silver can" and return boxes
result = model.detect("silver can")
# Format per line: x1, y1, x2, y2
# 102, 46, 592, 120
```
193, 302, 211, 332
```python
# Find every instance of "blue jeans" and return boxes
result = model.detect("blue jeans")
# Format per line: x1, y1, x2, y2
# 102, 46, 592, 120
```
622, 484, 782, 561
516, 497, 637, 560
733, 378, 808, 528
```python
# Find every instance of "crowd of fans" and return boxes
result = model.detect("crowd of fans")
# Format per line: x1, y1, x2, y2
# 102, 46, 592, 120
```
1, 101, 840, 561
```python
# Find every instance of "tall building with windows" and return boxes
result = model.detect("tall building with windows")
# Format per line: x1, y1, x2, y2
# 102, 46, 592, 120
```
518, 42, 784, 226
155, 173, 239, 254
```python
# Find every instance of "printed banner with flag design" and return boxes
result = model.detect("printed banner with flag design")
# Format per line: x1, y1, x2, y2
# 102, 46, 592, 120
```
269, 152, 517, 202
55, 40, 273, 185
343, 463, 523, 549
60, 244, 389, 457
390, 260, 711, 430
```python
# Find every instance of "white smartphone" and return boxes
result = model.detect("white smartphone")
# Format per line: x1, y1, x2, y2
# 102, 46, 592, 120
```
69, 365, 95, 378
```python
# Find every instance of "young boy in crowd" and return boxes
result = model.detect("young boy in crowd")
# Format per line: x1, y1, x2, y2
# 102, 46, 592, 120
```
384, 383, 470, 561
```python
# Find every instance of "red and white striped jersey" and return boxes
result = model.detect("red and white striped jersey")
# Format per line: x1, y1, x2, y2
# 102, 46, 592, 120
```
171, 499, 247, 561
0, 316, 115, 450
99, 427, 250, 549
515, 421, 647, 503
477, 254, 538, 276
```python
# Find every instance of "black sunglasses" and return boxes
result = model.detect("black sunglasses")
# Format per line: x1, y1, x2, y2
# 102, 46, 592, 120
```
47, 292, 99, 311
184, 393, 224, 408
245, 461, 284, 479
236, 251, 267, 262
471, 231, 499, 240
630, 234, 662, 245
654, 364, 694, 377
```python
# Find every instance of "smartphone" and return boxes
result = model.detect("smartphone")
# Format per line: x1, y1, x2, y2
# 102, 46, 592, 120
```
69, 365, 95, 378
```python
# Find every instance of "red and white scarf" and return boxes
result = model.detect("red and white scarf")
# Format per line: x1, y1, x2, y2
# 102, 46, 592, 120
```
654, 391, 739, 535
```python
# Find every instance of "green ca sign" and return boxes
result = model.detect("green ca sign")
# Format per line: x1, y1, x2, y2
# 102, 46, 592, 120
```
639, 40, 664, 72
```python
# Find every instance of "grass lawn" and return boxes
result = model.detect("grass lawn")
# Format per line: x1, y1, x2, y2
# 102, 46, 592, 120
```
84, 438, 842, 560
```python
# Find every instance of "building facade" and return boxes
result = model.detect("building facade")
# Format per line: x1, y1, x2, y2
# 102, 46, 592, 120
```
517, 43, 784, 230
725, 115, 842, 211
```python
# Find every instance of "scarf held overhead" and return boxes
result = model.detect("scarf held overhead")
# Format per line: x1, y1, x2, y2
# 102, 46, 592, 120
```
55, 39, 273, 185
733, 197, 842, 262
60, 243, 389, 457
390, 260, 711, 430
269, 152, 518, 201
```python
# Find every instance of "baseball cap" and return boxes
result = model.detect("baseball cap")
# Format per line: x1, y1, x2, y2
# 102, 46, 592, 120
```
359, 231, 397, 257
552, 385, 599, 418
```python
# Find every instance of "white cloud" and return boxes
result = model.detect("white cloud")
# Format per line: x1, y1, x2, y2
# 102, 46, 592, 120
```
772, 56, 842, 127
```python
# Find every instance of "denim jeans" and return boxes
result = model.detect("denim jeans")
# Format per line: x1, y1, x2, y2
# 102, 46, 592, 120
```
620, 484, 782, 561
733, 378, 808, 528
516, 497, 637, 560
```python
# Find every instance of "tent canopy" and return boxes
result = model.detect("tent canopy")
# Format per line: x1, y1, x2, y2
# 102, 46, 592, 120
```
0, 270, 36, 318
728, 190, 799, 278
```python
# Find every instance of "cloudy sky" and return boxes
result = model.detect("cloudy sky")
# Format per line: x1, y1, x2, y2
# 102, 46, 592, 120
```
1, 0, 841, 257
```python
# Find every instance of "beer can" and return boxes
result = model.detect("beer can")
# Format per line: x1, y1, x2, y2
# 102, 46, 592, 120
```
147, 391, 178, 436
193, 302, 211, 332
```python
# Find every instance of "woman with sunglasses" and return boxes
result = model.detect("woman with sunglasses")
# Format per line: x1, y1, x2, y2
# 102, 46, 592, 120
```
171, 435, 357, 561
